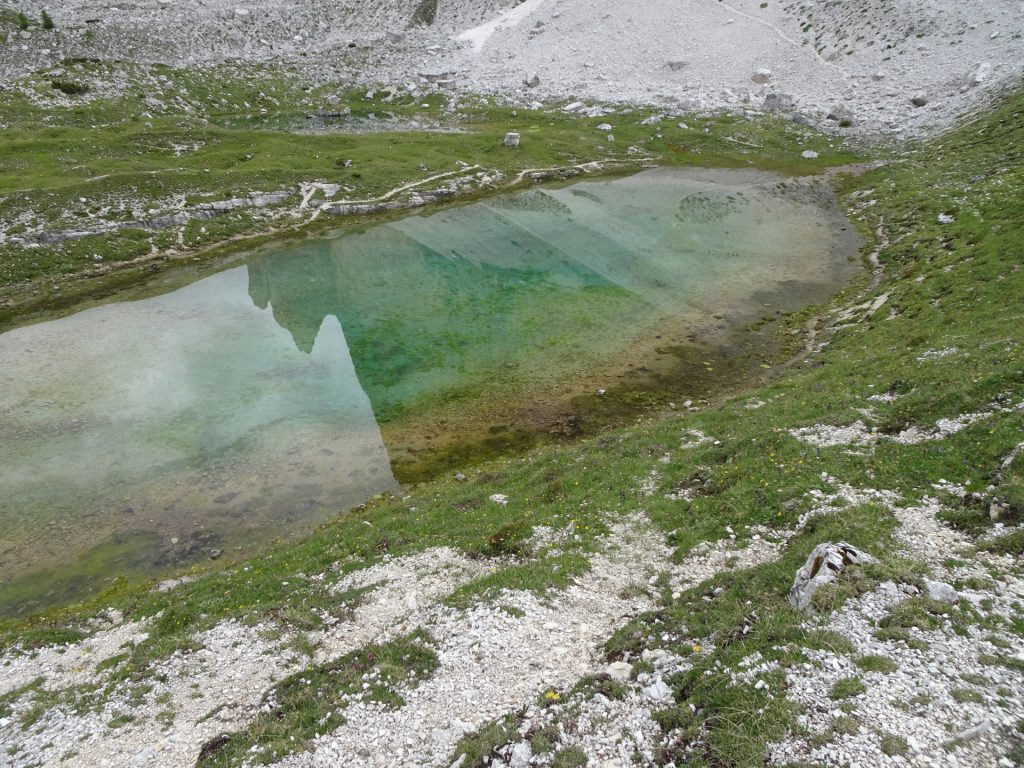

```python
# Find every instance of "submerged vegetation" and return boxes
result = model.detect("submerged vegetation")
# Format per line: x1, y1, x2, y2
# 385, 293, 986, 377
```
0, 35, 1022, 767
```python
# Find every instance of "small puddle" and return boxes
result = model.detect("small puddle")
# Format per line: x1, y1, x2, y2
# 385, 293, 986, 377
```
0, 167, 862, 616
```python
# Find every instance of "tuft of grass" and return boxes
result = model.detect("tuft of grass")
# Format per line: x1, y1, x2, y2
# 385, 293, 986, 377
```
950, 687, 983, 704
830, 676, 866, 700
880, 733, 909, 756
571, 673, 630, 701
978, 529, 1024, 556
286, 632, 318, 659
106, 713, 135, 729
878, 597, 946, 632
552, 746, 588, 768
449, 715, 520, 768
979, 653, 1024, 673
831, 715, 860, 736
50, 80, 89, 96
856, 654, 898, 674
803, 630, 857, 656
483, 520, 533, 557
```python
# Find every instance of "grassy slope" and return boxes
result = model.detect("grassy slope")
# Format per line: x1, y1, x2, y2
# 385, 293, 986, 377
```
1, 61, 1022, 766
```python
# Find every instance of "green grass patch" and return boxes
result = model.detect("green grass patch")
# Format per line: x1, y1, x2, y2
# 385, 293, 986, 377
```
830, 676, 866, 700
855, 654, 898, 674
979, 653, 1024, 673
880, 733, 909, 756
449, 714, 520, 768
950, 687, 983, 704
106, 713, 135, 729
979, 529, 1024, 556
552, 746, 588, 768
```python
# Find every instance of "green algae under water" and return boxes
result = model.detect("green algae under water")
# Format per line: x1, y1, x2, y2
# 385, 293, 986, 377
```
0, 167, 861, 616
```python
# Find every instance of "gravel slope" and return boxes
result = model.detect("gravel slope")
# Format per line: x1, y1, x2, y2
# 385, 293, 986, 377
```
3, 0, 1022, 135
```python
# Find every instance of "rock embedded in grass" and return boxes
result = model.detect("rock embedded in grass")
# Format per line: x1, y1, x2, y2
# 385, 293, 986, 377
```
788, 542, 876, 614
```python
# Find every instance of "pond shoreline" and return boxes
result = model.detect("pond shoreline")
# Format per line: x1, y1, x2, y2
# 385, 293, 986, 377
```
0, 157, 883, 335
0, 159, 651, 334
0, 164, 866, 618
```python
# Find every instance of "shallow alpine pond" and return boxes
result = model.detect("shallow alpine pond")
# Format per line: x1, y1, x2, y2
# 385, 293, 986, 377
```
0, 167, 862, 616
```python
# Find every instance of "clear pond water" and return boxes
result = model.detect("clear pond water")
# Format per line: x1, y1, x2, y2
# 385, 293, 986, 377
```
0, 167, 861, 615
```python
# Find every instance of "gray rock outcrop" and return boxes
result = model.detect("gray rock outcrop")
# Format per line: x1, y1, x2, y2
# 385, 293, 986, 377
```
788, 542, 876, 614
763, 93, 794, 111
923, 578, 959, 603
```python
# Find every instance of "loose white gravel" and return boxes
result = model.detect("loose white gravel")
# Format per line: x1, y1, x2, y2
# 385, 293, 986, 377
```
790, 399, 1024, 449
767, 452, 1024, 767
0, 612, 148, 698
2, 461, 1022, 767
0, 510, 796, 767
769, 573, 1024, 767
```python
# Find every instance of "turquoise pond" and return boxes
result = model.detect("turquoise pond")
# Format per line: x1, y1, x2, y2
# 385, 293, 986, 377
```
0, 167, 862, 615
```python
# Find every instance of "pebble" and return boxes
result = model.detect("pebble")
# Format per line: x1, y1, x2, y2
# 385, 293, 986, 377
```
606, 662, 633, 681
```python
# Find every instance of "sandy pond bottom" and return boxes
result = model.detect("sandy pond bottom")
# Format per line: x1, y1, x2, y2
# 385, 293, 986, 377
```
0, 167, 861, 615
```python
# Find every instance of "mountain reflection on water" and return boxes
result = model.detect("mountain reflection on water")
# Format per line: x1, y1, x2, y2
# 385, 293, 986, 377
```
245, 168, 828, 423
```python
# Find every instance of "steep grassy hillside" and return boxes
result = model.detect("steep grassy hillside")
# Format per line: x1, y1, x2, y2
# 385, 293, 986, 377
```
0, 84, 1021, 767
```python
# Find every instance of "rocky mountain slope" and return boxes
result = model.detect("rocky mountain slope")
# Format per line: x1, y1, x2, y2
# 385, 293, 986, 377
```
3, 0, 1022, 135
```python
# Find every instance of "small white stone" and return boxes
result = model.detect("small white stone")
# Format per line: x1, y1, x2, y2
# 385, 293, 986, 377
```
644, 678, 673, 703
606, 661, 634, 681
